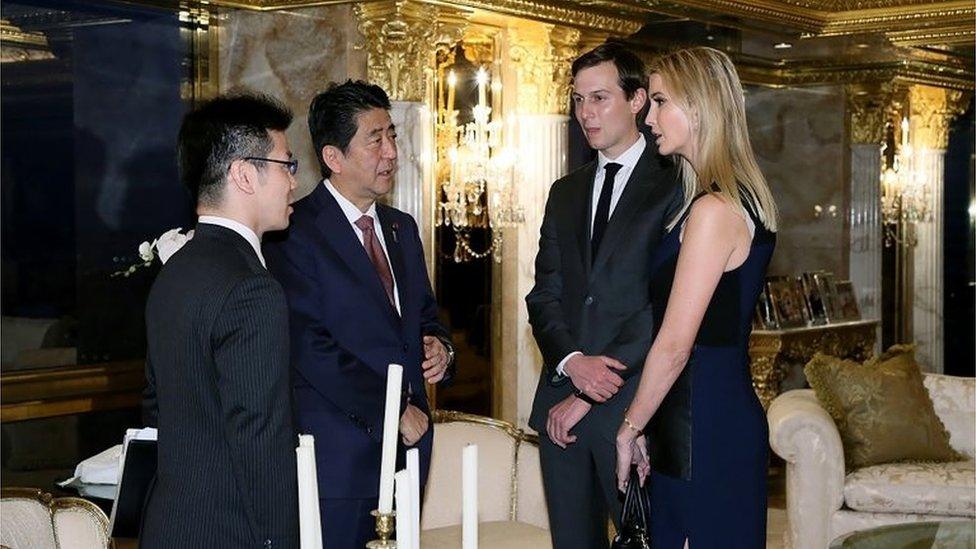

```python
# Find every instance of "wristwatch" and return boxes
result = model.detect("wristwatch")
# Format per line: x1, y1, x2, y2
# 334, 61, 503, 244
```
574, 388, 598, 406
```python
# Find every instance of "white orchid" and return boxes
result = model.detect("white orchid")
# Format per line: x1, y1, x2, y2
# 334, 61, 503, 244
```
114, 227, 194, 277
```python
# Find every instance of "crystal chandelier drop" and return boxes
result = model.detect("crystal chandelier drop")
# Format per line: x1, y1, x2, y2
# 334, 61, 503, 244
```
435, 67, 524, 263
880, 117, 929, 248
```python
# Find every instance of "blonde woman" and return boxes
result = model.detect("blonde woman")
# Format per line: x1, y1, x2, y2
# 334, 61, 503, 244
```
614, 47, 778, 548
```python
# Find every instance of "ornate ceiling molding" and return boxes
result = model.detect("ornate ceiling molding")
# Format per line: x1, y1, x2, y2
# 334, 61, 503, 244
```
735, 55, 973, 92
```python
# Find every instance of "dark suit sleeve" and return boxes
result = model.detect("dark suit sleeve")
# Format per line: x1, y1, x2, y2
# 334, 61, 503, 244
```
266, 236, 389, 443
141, 355, 158, 427
212, 275, 298, 547
406, 215, 456, 385
525, 185, 578, 372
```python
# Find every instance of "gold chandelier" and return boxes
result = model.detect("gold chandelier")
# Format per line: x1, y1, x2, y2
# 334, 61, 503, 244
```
435, 67, 524, 263
881, 117, 929, 248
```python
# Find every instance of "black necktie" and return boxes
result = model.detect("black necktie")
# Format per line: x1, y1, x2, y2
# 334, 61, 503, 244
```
591, 162, 623, 261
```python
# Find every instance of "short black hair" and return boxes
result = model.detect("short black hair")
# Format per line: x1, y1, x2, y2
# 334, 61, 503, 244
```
571, 42, 646, 100
308, 80, 392, 178
177, 93, 292, 207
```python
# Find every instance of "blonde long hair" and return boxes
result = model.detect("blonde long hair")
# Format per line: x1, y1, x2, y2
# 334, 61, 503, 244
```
650, 47, 778, 232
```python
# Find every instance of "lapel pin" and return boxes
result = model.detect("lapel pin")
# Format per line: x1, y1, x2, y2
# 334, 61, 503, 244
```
391, 222, 399, 243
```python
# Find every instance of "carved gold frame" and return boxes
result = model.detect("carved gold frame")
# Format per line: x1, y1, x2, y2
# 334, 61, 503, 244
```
432, 409, 539, 522
0, 487, 113, 548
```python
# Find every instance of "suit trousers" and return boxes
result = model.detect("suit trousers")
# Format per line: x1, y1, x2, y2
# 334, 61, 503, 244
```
320, 497, 377, 549
539, 422, 623, 549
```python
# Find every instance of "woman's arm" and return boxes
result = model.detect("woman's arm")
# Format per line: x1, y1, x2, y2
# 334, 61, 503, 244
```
615, 194, 752, 486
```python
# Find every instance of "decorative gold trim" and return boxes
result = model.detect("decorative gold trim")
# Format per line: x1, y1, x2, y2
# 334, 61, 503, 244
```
355, 0, 471, 102
432, 409, 539, 521
846, 82, 895, 144
0, 19, 48, 48
1, 488, 112, 547
734, 56, 973, 92
909, 85, 971, 149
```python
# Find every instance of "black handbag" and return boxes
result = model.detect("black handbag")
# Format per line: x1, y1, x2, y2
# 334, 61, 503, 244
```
611, 466, 651, 549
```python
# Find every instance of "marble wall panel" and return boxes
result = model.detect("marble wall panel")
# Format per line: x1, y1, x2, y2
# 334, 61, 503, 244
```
746, 85, 849, 278
217, 6, 367, 198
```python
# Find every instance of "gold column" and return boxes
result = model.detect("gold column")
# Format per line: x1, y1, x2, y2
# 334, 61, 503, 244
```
844, 82, 892, 348
906, 86, 969, 371
354, 0, 470, 102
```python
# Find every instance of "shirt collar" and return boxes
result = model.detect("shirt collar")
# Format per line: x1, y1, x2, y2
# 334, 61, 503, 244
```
597, 133, 645, 172
197, 215, 265, 267
323, 179, 378, 224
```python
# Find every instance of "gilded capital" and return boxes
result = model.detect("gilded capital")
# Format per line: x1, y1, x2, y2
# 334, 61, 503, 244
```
508, 24, 586, 115
355, 0, 470, 102
844, 82, 893, 144
909, 85, 970, 150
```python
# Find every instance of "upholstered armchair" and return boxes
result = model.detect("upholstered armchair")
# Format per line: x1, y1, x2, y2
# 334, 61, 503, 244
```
768, 373, 976, 549
0, 488, 112, 549
421, 410, 551, 548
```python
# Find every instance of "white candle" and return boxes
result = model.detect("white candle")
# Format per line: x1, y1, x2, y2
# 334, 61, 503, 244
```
406, 448, 421, 549
395, 470, 413, 549
476, 67, 488, 108
462, 444, 478, 549
296, 435, 323, 549
378, 363, 403, 514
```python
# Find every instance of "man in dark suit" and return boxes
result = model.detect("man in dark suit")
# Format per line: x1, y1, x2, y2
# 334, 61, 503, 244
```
525, 43, 682, 548
264, 80, 455, 549
141, 94, 300, 548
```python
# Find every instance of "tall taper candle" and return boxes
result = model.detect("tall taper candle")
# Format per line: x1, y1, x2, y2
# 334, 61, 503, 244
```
395, 470, 413, 549
462, 444, 478, 549
296, 435, 323, 549
378, 364, 403, 514
406, 448, 420, 549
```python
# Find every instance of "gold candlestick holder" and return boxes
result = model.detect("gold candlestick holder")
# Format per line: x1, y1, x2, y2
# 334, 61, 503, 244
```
365, 509, 396, 548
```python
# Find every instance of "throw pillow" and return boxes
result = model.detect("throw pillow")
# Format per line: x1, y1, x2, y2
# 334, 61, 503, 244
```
805, 346, 960, 470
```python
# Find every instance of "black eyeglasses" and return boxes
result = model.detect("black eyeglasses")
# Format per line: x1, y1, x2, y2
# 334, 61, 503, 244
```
243, 156, 298, 175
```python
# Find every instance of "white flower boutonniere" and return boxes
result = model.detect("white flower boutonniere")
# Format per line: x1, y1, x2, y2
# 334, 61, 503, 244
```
114, 227, 194, 277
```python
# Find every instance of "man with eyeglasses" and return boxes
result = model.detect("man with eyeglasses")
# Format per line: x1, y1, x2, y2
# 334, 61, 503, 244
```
265, 80, 455, 548
141, 93, 300, 548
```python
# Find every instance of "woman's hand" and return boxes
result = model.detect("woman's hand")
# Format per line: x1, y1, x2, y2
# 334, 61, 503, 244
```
615, 425, 650, 491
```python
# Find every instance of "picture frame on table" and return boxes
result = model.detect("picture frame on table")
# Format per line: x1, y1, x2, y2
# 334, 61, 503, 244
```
754, 287, 778, 329
765, 275, 809, 328
801, 272, 828, 325
813, 271, 840, 322
832, 280, 861, 321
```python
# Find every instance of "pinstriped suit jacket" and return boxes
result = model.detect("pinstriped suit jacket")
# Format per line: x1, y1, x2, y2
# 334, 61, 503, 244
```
141, 223, 298, 548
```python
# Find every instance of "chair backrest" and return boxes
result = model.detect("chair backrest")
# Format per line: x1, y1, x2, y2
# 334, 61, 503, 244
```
0, 488, 110, 549
422, 411, 548, 531
924, 373, 976, 458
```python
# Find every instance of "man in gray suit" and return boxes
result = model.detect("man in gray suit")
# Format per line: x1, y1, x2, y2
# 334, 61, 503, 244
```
526, 43, 681, 548
141, 94, 299, 548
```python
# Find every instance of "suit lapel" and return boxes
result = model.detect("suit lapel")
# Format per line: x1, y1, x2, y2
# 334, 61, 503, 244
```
311, 185, 400, 327
590, 148, 657, 278
377, 205, 406, 321
574, 162, 598, 278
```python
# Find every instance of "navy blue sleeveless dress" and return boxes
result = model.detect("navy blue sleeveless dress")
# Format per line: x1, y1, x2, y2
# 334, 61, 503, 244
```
645, 193, 775, 548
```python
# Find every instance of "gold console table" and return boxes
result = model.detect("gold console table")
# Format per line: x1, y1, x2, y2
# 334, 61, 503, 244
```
749, 319, 879, 410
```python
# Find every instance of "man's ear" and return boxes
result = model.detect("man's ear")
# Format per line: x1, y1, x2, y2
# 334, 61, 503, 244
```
228, 159, 257, 195
629, 88, 648, 114
322, 145, 343, 176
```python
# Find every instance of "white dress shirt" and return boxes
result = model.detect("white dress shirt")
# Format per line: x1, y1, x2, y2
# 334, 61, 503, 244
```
560, 133, 647, 377
589, 133, 646, 232
323, 179, 402, 315
198, 215, 266, 268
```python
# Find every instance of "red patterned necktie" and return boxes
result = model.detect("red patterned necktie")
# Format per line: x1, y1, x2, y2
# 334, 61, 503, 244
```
355, 215, 396, 309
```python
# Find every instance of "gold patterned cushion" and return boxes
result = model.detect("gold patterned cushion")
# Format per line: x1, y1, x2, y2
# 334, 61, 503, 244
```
805, 347, 961, 469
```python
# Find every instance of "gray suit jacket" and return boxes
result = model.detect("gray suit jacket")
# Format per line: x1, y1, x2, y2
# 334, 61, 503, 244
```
141, 223, 298, 548
526, 141, 681, 438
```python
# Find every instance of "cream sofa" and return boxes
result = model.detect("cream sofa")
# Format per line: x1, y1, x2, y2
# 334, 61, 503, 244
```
421, 410, 551, 548
768, 373, 975, 549
0, 488, 111, 549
